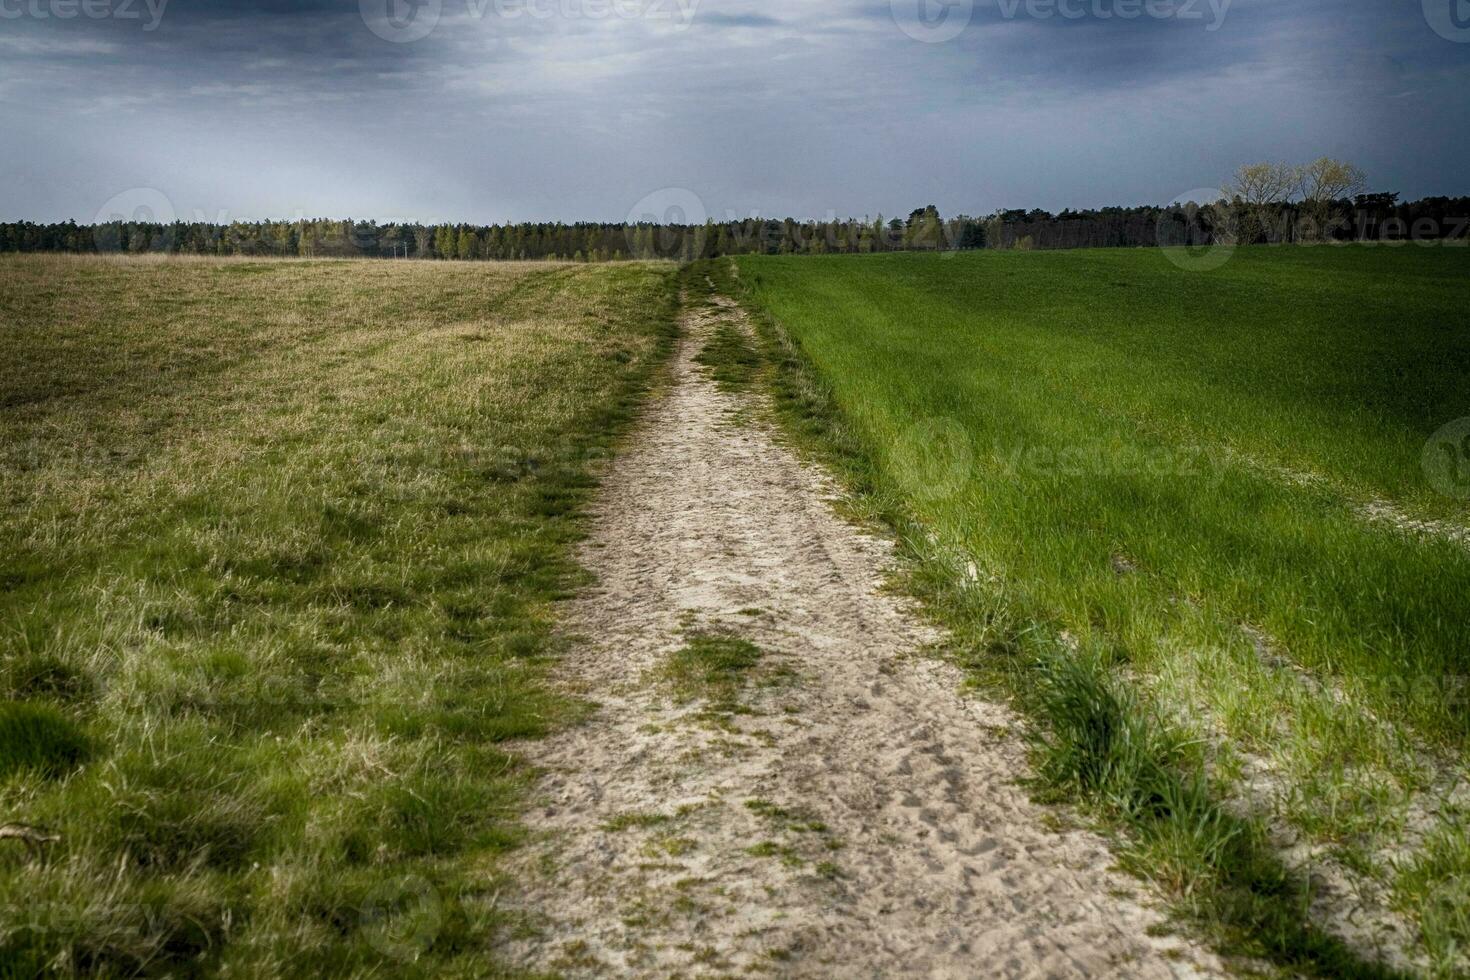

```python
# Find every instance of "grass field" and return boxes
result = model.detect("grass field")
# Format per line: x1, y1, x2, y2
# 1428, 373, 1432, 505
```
6, 245, 1469, 976
730, 245, 1470, 976
0, 254, 676, 975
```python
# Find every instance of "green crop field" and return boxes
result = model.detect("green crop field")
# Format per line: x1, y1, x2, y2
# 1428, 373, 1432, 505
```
731, 245, 1470, 974
0, 254, 676, 975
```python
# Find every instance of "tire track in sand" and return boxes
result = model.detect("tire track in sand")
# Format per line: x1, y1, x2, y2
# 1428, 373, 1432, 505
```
500, 295, 1229, 978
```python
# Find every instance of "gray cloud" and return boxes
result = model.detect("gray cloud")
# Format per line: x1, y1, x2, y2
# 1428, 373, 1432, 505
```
1, 0, 1466, 223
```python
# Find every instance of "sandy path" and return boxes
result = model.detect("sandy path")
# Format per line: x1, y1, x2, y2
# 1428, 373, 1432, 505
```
501, 296, 1228, 978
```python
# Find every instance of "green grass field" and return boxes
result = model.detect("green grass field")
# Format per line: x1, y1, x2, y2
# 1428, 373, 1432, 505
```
6, 245, 1469, 976
0, 254, 676, 975
731, 245, 1470, 975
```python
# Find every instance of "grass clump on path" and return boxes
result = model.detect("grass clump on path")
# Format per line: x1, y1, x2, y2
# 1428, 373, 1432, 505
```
661, 633, 763, 706
694, 320, 762, 392
0, 253, 678, 975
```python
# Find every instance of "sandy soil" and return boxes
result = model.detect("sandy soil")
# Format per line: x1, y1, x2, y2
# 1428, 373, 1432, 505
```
500, 297, 1228, 978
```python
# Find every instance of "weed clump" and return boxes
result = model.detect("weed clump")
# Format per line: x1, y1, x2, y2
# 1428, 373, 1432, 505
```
0, 701, 90, 779
694, 321, 762, 392
661, 633, 763, 704
1026, 647, 1404, 977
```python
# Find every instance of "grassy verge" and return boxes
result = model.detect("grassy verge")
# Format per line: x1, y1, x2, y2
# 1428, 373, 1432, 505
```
0, 254, 677, 975
706, 250, 1464, 977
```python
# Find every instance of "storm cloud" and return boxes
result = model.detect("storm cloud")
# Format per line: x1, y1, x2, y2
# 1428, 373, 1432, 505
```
1, 0, 1467, 224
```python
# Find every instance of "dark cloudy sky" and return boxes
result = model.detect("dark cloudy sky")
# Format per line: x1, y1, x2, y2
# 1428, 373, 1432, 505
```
2, 0, 1468, 224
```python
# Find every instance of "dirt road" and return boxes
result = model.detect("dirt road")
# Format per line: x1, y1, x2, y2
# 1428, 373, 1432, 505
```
502, 295, 1226, 978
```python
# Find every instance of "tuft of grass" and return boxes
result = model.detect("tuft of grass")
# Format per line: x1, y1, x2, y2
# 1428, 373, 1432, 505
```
660, 633, 763, 704
0, 701, 90, 780
744, 841, 803, 867
1, 652, 94, 703
693, 320, 762, 392
1025, 648, 1403, 977
743, 799, 795, 821
602, 812, 673, 832
1395, 817, 1470, 977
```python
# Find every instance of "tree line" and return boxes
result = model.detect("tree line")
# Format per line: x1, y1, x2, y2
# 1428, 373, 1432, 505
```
0, 209, 984, 261
2, 172, 1465, 262
983, 193, 1469, 251
982, 161, 1468, 250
